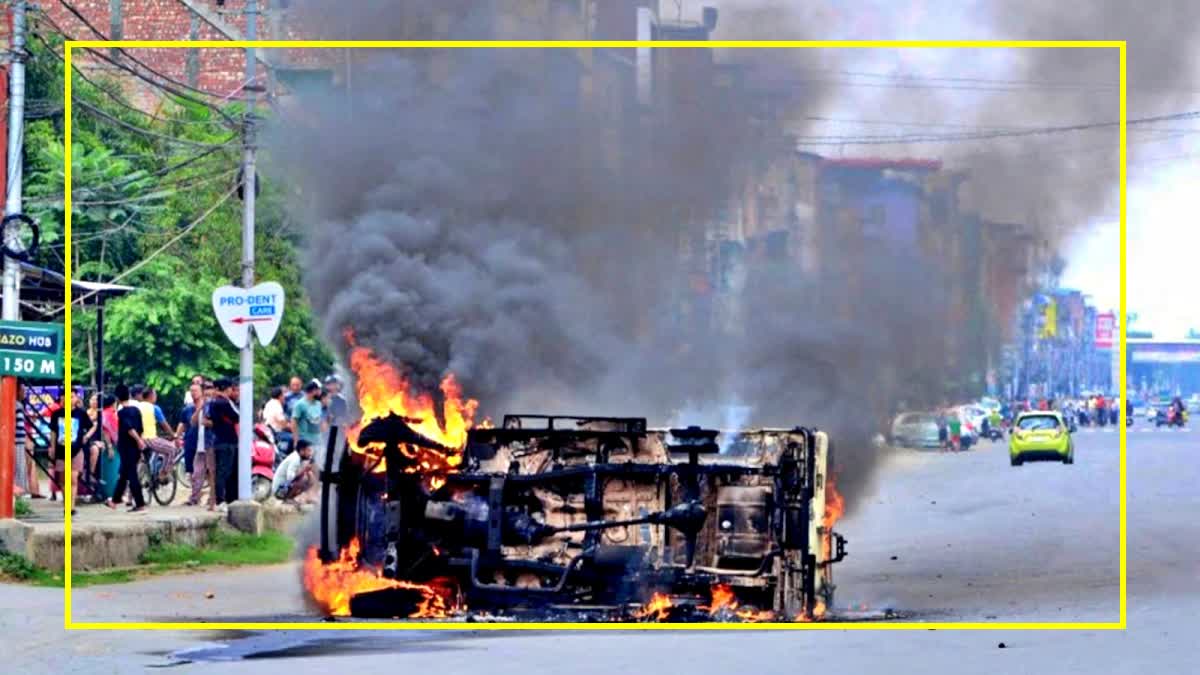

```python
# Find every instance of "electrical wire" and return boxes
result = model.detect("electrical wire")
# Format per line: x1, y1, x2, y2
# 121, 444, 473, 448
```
787, 66, 1200, 94
29, 141, 235, 203
801, 115, 1200, 136
42, 3, 241, 127
793, 110, 1200, 146
73, 98, 236, 148
57, 185, 240, 311
39, 166, 240, 211
28, 29, 236, 132
50, 1, 234, 102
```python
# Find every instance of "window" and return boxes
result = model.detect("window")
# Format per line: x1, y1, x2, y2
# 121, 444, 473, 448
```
1017, 415, 1062, 431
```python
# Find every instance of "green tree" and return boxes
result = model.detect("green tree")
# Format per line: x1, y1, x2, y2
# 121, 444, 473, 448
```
25, 35, 333, 409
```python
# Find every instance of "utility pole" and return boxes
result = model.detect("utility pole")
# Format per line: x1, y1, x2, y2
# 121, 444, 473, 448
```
0, 0, 25, 518
236, 0, 257, 502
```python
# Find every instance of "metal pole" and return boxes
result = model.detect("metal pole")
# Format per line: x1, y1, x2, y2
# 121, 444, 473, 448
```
95, 303, 104, 397
1, 0, 26, 518
236, 0, 257, 502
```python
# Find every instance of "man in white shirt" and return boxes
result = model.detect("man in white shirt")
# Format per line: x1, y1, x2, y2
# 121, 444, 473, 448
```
272, 439, 316, 503
262, 386, 290, 452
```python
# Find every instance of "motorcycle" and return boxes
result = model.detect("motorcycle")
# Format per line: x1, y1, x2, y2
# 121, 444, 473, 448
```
251, 424, 277, 502
1156, 407, 1188, 428
272, 427, 293, 466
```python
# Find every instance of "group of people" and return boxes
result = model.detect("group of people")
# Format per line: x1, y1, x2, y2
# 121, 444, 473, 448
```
13, 371, 354, 516
255, 374, 351, 504
1062, 395, 1121, 428
18, 384, 175, 515
176, 372, 350, 508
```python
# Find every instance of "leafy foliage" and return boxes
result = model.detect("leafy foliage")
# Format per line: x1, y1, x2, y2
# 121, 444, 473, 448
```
24, 36, 333, 409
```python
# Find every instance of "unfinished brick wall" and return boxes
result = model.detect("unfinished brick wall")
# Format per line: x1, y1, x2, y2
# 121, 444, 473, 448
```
39, 0, 333, 100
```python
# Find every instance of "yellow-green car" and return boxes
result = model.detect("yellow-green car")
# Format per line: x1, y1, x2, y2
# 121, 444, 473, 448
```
1009, 411, 1074, 466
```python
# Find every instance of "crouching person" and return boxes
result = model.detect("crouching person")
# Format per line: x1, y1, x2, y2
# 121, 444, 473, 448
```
272, 439, 316, 504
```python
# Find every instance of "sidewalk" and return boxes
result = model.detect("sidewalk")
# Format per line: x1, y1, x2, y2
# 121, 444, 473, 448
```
2, 496, 312, 572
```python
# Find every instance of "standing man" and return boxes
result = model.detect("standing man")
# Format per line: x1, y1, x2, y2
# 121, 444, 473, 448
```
183, 374, 204, 407
188, 380, 218, 509
13, 381, 34, 497
323, 375, 349, 431
290, 380, 325, 451
283, 376, 304, 417
207, 378, 240, 508
947, 411, 963, 452
106, 384, 146, 512
176, 381, 201, 502
48, 392, 86, 513
262, 386, 290, 454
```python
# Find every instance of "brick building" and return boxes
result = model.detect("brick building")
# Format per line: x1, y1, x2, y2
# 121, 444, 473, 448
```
39, 0, 329, 101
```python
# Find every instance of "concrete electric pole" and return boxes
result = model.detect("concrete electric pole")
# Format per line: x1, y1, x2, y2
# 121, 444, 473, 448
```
236, 0, 257, 502
0, 0, 26, 518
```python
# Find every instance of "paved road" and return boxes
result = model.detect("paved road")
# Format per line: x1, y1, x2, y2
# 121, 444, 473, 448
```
4, 425, 1195, 673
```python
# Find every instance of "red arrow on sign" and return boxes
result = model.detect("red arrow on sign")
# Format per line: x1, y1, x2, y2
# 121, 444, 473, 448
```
231, 317, 273, 324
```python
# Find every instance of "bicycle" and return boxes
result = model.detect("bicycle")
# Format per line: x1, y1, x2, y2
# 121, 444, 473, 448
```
172, 443, 192, 491
138, 440, 179, 506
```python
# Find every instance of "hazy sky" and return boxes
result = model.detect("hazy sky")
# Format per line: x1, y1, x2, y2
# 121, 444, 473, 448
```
682, 0, 1187, 337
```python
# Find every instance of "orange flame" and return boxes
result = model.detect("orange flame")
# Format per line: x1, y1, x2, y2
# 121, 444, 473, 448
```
705, 584, 737, 614
794, 599, 827, 623
343, 330, 480, 485
700, 584, 775, 622
302, 538, 458, 618
632, 593, 674, 621
821, 472, 846, 562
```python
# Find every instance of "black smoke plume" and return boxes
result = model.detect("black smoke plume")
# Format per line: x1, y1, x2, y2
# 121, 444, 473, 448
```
270, 0, 1160, 509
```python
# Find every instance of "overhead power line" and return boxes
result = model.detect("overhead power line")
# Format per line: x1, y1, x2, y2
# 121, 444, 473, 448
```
29, 30, 235, 132
794, 110, 1200, 146
42, 2, 240, 126
801, 115, 1200, 135
794, 67, 1197, 94
59, 185, 240, 311
72, 98, 236, 149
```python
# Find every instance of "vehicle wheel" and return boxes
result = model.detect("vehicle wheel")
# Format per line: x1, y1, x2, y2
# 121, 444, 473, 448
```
149, 457, 177, 506
1010, 455, 1022, 467
252, 475, 273, 503
138, 458, 156, 497
1064, 453, 1074, 465
175, 461, 191, 490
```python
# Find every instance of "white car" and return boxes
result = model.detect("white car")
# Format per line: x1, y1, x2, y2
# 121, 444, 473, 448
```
890, 412, 941, 449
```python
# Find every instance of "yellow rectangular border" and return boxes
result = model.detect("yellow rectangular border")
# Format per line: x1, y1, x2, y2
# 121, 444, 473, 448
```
61, 39, 1127, 631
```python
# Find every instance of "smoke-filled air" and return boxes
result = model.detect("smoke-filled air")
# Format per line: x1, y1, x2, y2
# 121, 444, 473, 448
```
265, 0, 1178, 509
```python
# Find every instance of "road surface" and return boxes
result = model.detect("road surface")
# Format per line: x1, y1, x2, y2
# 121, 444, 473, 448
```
4, 422, 1194, 673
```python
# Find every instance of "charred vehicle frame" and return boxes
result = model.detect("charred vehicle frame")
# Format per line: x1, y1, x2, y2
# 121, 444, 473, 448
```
316, 413, 848, 621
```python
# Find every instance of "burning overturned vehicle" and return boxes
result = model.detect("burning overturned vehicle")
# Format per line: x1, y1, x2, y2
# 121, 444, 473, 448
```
304, 344, 848, 622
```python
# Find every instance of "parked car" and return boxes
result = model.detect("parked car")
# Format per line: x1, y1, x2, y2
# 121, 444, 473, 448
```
957, 405, 989, 447
890, 412, 942, 449
978, 397, 1002, 415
